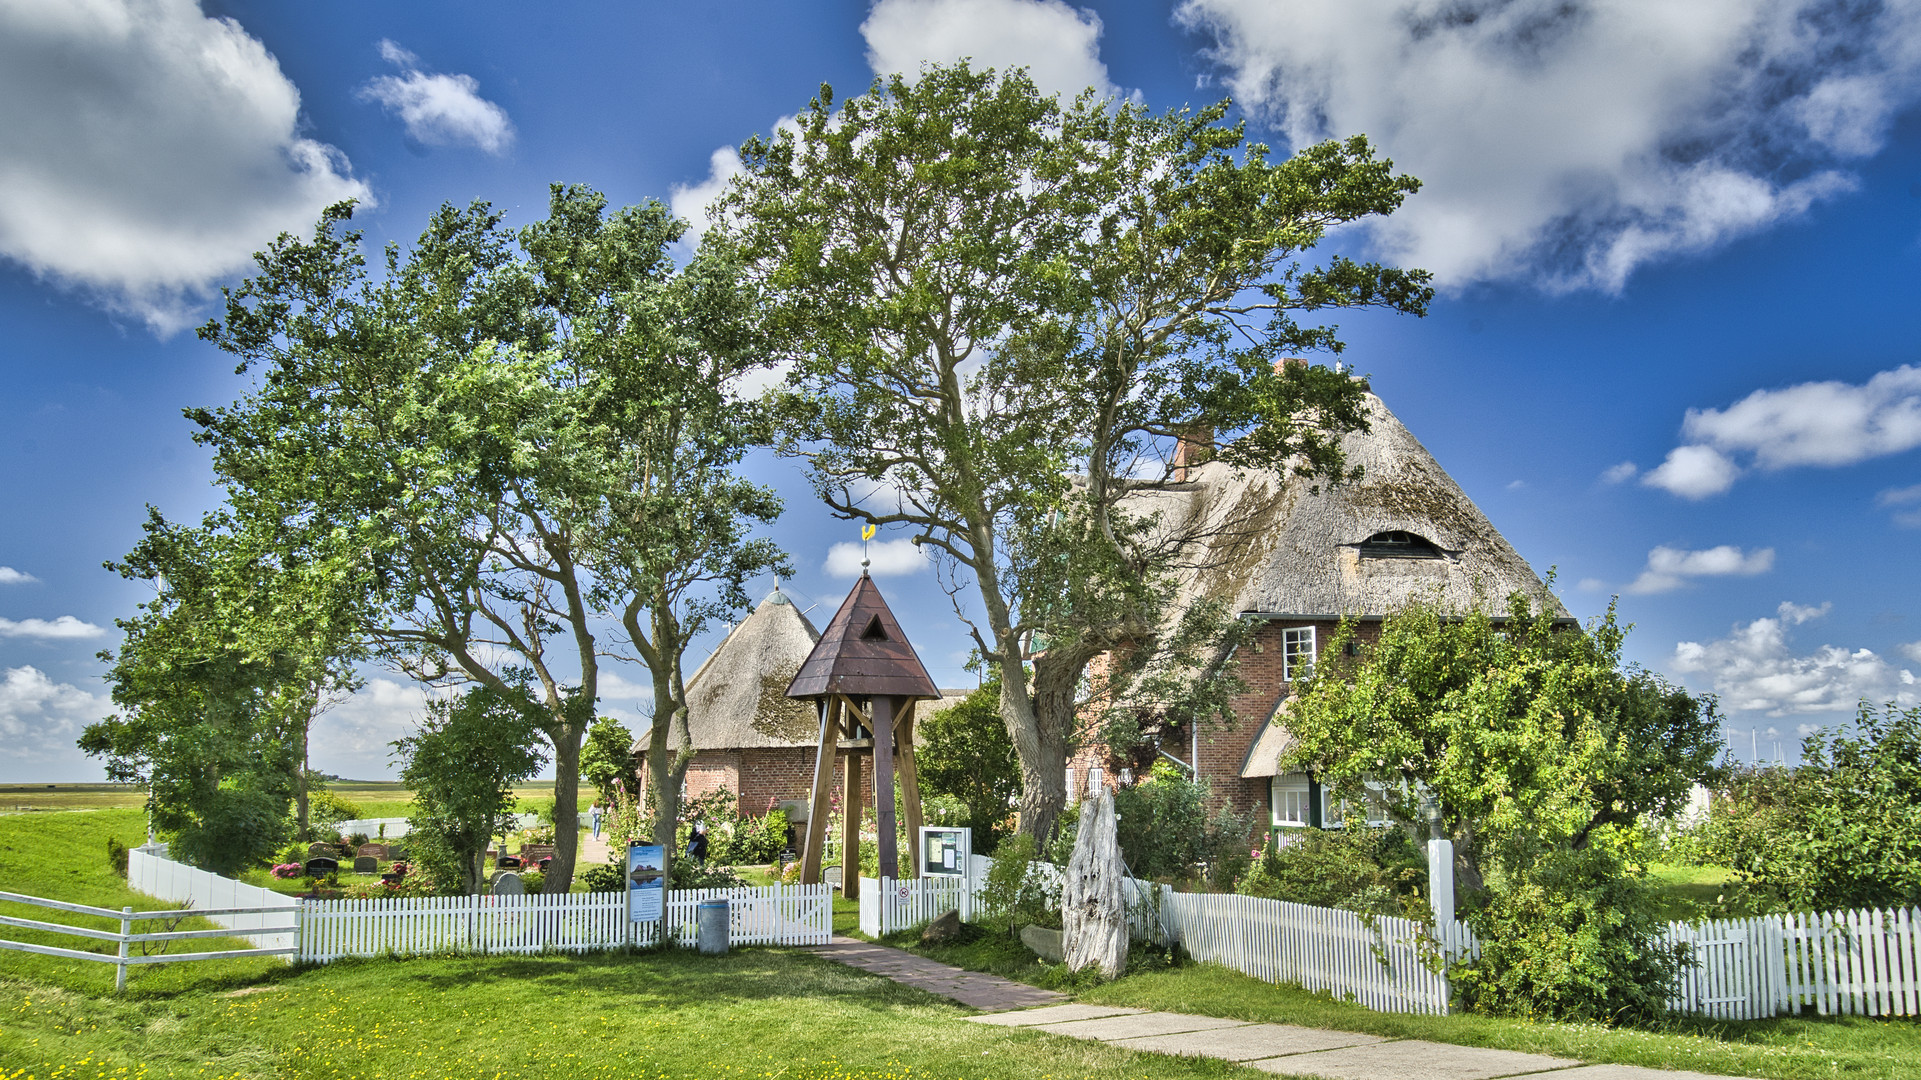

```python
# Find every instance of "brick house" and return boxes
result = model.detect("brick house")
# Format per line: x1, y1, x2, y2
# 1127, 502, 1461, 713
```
1070, 391, 1568, 836
638, 587, 968, 821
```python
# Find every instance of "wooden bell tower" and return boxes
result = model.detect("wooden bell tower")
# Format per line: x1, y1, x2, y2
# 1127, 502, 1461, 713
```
785, 572, 939, 897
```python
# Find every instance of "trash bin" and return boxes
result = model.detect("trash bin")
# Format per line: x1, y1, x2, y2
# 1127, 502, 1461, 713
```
697, 899, 729, 955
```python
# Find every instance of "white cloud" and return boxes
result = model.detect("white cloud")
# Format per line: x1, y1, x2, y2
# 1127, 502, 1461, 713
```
824, 537, 930, 577
1777, 600, 1830, 625
1576, 577, 1607, 592
861, 0, 1116, 99
1176, 0, 1921, 293
1599, 462, 1637, 484
0, 567, 36, 585
1879, 484, 1921, 528
0, 666, 110, 771
670, 146, 745, 241
1625, 544, 1773, 594
308, 677, 437, 780
0, 0, 371, 333
1647, 365, 1921, 497
1642, 444, 1741, 499
1900, 641, 1921, 664
1671, 601, 1917, 716
358, 39, 514, 154
0, 615, 106, 640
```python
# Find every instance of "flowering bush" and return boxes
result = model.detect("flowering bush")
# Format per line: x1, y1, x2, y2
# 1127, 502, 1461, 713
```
270, 862, 305, 879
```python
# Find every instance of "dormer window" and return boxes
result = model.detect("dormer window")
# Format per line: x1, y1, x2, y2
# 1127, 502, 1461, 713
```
1357, 530, 1442, 559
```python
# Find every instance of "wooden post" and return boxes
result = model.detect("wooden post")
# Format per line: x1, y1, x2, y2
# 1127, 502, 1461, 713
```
872, 696, 898, 881
801, 697, 840, 885
841, 748, 864, 900
896, 703, 924, 875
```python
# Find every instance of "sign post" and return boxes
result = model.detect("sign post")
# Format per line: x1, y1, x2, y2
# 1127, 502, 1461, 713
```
627, 843, 665, 935
918, 826, 972, 919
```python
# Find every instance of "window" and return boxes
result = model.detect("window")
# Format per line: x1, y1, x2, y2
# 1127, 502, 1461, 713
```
1065, 767, 1077, 804
1321, 780, 1392, 829
1086, 765, 1104, 796
1282, 626, 1316, 682
1271, 773, 1311, 827
1357, 530, 1442, 558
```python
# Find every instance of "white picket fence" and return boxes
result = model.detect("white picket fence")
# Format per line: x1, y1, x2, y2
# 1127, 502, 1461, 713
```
128, 850, 829, 962
1663, 908, 1921, 1019
1162, 891, 1453, 1015
302, 883, 833, 961
128, 847, 298, 951
860, 875, 974, 937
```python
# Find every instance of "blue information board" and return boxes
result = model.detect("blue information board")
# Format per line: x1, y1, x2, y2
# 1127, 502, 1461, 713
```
627, 843, 665, 922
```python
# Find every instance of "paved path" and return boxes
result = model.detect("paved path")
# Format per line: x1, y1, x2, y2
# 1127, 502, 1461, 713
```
805, 937, 1067, 1011
965, 1003, 1762, 1080
802, 938, 1760, 1080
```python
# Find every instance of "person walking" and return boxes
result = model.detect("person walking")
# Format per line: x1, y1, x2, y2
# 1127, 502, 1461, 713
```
590, 800, 604, 839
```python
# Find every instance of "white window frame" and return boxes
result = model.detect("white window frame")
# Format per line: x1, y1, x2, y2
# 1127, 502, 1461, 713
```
1321, 778, 1392, 830
1065, 767, 1077, 804
1282, 626, 1317, 682
1271, 772, 1311, 828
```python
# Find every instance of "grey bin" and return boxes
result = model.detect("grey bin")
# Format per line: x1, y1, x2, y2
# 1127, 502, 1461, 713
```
696, 899, 729, 955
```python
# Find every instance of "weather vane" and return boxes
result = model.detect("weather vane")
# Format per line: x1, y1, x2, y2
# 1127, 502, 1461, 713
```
860, 523, 875, 573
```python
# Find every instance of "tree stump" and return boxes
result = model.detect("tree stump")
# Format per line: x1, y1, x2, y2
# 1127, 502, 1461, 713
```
1061, 787, 1127, 978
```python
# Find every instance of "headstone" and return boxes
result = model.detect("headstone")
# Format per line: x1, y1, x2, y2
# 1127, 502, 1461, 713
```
1020, 924, 1064, 963
494, 872, 524, 897
1060, 787, 1128, 978
921, 908, 963, 944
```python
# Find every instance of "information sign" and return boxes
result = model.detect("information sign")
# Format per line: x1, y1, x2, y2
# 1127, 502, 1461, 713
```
918, 826, 971, 878
627, 843, 665, 923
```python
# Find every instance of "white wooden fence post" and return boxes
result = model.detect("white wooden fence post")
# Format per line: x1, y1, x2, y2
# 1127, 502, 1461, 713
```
114, 906, 132, 992
1427, 838, 1454, 926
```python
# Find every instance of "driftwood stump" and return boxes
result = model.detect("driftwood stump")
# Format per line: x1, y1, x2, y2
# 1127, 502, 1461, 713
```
1061, 787, 1127, 978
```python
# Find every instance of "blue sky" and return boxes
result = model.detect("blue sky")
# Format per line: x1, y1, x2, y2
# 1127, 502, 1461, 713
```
2, 0, 1919, 782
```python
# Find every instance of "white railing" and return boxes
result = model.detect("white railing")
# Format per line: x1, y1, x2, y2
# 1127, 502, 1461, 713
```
1161, 891, 1452, 1015
0, 888, 297, 991
128, 848, 298, 951
325, 813, 541, 841
861, 875, 974, 937
1663, 907, 1921, 1019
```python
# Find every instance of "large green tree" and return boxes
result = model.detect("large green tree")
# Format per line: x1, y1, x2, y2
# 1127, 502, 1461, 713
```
81, 510, 360, 871
724, 62, 1432, 840
190, 186, 785, 889
1286, 596, 1725, 1020
916, 678, 1021, 853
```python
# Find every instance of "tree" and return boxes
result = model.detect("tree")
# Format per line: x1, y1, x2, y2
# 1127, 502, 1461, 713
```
1286, 595, 1725, 1020
192, 186, 786, 890
394, 685, 547, 895
916, 678, 1020, 852
724, 62, 1431, 841
580, 716, 642, 807
80, 510, 359, 872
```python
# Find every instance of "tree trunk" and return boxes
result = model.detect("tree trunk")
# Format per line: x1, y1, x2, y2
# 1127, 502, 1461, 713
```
294, 712, 310, 842
1003, 674, 1068, 846
1061, 787, 1127, 978
544, 725, 585, 892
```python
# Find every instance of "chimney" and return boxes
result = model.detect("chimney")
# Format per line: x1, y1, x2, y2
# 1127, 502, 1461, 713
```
1173, 425, 1213, 483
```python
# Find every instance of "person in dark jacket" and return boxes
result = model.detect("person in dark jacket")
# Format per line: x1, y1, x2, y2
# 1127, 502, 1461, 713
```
686, 822, 709, 865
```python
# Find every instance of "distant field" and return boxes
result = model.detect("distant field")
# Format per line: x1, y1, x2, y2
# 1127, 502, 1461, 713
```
0, 781, 596, 816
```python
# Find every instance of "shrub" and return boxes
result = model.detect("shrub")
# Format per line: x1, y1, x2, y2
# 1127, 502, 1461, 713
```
1235, 827, 1425, 916
1111, 762, 1256, 885
306, 788, 362, 836
979, 833, 1059, 932
581, 862, 626, 892
1705, 703, 1921, 910
106, 837, 129, 879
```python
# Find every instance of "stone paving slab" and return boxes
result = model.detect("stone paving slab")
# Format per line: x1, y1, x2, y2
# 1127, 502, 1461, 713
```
1243, 1038, 1578, 1080
1108, 1023, 1385, 1062
1552, 1060, 1759, 1068
1030, 1011, 1251, 1040
965, 1004, 1148, 1026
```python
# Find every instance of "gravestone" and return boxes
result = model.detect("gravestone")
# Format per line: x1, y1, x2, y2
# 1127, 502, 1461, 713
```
494, 872, 524, 897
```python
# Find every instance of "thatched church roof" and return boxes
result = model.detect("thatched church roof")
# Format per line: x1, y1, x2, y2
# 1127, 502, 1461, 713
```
1152, 392, 1566, 620
657, 588, 824, 752
641, 586, 974, 754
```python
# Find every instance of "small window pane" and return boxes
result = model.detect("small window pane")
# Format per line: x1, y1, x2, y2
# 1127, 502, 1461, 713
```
1283, 627, 1317, 682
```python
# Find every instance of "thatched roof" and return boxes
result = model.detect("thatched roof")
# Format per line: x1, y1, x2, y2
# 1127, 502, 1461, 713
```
787, 574, 942, 701
1150, 392, 1566, 620
656, 588, 824, 752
